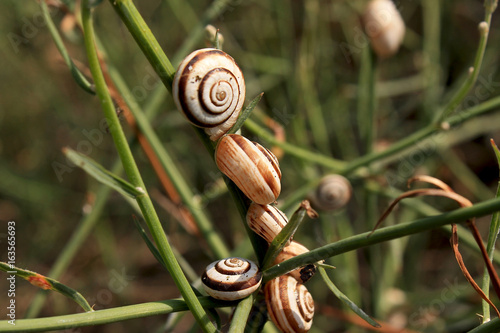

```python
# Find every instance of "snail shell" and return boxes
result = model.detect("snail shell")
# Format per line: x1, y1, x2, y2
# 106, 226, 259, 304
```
309, 175, 352, 211
363, 0, 405, 58
215, 134, 281, 205
172, 48, 246, 141
246, 203, 290, 245
273, 241, 314, 283
201, 257, 262, 301
265, 275, 314, 333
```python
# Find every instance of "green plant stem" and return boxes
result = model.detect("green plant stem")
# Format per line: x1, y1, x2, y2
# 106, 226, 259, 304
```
228, 294, 255, 333
357, 43, 376, 154
25, 184, 113, 318
108, 0, 176, 91
244, 118, 347, 172
0, 297, 236, 332
263, 197, 500, 282
108, 65, 230, 259
173, 0, 239, 64
40, 0, 95, 94
468, 317, 500, 333
422, 0, 441, 120
81, 2, 215, 332
434, 4, 495, 123
0, 263, 92, 313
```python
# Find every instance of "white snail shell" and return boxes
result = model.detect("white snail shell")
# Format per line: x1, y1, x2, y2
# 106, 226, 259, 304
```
215, 134, 281, 205
172, 48, 246, 141
201, 257, 262, 301
246, 203, 290, 245
273, 241, 314, 283
309, 175, 352, 211
363, 0, 405, 58
265, 275, 314, 333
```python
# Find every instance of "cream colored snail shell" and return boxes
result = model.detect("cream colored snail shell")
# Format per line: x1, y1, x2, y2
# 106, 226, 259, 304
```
172, 48, 246, 141
363, 0, 405, 58
201, 257, 262, 301
309, 174, 352, 211
215, 134, 281, 205
273, 241, 315, 283
265, 275, 315, 333
246, 203, 290, 245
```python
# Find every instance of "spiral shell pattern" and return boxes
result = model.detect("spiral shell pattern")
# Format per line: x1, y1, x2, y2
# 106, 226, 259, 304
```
215, 134, 281, 205
246, 203, 289, 245
201, 257, 262, 301
173, 48, 246, 140
265, 275, 315, 333
310, 175, 352, 211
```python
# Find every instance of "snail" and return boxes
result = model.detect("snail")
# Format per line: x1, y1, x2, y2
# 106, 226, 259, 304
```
309, 174, 352, 211
246, 203, 290, 245
265, 274, 315, 333
215, 134, 281, 205
201, 257, 262, 301
363, 0, 405, 58
273, 241, 316, 283
172, 48, 246, 141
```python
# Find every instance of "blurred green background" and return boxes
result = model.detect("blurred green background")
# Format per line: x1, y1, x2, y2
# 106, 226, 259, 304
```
1, 0, 500, 332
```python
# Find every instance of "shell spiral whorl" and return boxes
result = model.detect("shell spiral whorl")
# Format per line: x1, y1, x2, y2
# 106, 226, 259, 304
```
265, 275, 315, 333
201, 257, 262, 301
173, 48, 246, 141
310, 175, 352, 211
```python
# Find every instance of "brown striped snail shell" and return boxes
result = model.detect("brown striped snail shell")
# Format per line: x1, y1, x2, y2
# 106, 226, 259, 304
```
246, 203, 290, 245
265, 275, 315, 333
363, 0, 405, 58
172, 48, 246, 141
201, 257, 262, 301
309, 174, 352, 211
273, 241, 315, 283
215, 134, 281, 205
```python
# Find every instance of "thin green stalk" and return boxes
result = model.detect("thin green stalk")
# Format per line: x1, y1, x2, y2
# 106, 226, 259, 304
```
173, 0, 238, 64
40, 0, 95, 94
482, 140, 500, 322
422, 0, 441, 120
81, 2, 215, 332
25, 184, 113, 318
228, 294, 255, 333
108, 64, 230, 259
434, 3, 496, 123
0, 263, 92, 313
0, 297, 236, 332
357, 41, 376, 154
263, 197, 500, 282
300, 0, 331, 155
468, 317, 500, 333
108, 0, 176, 91
244, 118, 346, 172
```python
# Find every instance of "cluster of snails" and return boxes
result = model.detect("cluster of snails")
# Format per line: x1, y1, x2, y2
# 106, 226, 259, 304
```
172, 48, 319, 332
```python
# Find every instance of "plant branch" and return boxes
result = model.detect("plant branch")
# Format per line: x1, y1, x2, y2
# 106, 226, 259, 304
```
0, 297, 236, 332
263, 197, 500, 282
81, 2, 215, 331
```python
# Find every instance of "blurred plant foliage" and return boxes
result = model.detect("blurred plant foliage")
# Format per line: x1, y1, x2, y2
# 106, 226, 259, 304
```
1, 0, 500, 332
